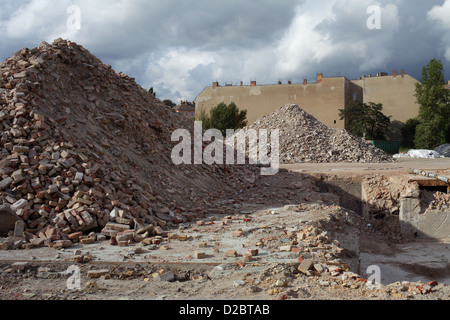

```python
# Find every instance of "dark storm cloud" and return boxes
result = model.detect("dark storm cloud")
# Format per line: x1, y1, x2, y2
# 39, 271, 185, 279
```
1, 0, 449, 102
312, 0, 449, 80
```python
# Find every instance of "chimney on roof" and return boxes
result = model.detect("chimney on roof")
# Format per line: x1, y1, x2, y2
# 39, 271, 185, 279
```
213, 81, 219, 89
401, 69, 405, 78
317, 73, 323, 83
251, 80, 257, 87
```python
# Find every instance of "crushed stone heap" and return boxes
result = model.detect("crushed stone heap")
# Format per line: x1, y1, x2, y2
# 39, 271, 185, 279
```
240, 104, 394, 164
0, 38, 259, 249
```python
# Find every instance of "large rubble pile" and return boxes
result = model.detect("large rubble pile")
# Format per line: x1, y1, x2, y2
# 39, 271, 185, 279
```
238, 104, 393, 164
0, 38, 259, 250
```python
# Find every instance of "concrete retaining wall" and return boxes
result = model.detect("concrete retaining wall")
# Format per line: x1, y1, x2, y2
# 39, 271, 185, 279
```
400, 196, 450, 241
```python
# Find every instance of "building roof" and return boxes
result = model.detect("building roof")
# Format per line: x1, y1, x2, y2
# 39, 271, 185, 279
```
175, 102, 195, 112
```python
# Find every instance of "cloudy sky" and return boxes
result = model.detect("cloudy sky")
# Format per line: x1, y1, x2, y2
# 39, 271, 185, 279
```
1, 0, 450, 103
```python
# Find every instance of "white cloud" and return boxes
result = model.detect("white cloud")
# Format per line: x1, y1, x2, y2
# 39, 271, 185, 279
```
0, 0, 449, 102
428, 0, 450, 61
274, 1, 335, 77
3, 0, 67, 39
146, 48, 216, 101
428, 0, 450, 28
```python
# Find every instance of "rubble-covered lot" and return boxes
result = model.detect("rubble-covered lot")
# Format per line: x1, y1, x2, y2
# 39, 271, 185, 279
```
0, 39, 449, 301
1, 169, 449, 301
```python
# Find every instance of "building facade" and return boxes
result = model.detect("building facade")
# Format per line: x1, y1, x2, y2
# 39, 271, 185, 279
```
196, 71, 420, 140
351, 71, 419, 140
175, 101, 196, 118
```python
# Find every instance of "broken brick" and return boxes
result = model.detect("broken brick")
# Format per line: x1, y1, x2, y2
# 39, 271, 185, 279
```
225, 250, 238, 257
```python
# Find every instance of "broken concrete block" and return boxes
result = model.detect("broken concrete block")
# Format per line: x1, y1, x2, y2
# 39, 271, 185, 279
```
0, 177, 13, 190
53, 240, 73, 248
14, 219, 26, 237
68, 231, 83, 240
30, 238, 45, 247
298, 259, 314, 274
178, 234, 188, 241
314, 263, 326, 274
225, 250, 238, 257
74, 172, 84, 181
11, 262, 29, 271
79, 211, 97, 230
13, 71, 27, 79
11, 199, 29, 212
47, 184, 58, 194
10, 237, 27, 250
104, 222, 130, 232
12, 145, 29, 153
109, 207, 119, 221
154, 226, 164, 235
115, 217, 132, 225
87, 269, 110, 279
80, 237, 95, 245
116, 231, 134, 243
195, 251, 206, 259
155, 271, 175, 282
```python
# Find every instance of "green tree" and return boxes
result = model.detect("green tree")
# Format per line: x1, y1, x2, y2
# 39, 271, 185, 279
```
194, 107, 212, 129
414, 58, 450, 149
209, 102, 248, 136
401, 118, 420, 148
163, 99, 176, 108
339, 101, 391, 140
196, 102, 248, 135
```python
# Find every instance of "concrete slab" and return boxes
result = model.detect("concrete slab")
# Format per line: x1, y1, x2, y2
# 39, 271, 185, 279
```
360, 241, 450, 285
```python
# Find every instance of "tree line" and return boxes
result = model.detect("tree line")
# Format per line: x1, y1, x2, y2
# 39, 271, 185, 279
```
403, 58, 450, 149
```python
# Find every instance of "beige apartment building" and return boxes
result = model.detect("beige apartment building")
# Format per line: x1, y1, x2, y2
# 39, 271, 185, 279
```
351, 70, 420, 139
195, 71, 420, 140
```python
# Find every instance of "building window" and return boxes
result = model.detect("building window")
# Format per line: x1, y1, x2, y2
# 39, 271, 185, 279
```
353, 93, 357, 101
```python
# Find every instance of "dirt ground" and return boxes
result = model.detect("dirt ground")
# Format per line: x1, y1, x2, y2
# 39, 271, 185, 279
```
0, 158, 449, 302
